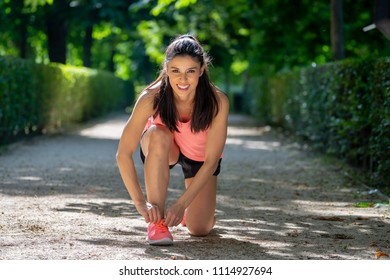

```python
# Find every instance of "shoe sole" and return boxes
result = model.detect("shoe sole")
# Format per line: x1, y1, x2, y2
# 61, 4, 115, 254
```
147, 237, 173, 246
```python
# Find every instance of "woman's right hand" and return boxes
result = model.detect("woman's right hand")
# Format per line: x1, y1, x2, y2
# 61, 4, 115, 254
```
135, 202, 161, 224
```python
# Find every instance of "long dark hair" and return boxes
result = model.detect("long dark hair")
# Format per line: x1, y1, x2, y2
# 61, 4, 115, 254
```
148, 34, 219, 133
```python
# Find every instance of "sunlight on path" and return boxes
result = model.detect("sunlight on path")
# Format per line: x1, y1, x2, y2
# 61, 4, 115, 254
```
77, 114, 128, 139
1, 112, 389, 260
76, 113, 262, 140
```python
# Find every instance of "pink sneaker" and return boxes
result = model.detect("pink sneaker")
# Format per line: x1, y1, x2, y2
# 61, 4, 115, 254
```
147, 220, 173, 246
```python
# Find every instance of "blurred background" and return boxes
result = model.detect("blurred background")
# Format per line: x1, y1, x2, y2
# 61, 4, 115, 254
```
1, 0, 388, 94
0, 0, 389, 189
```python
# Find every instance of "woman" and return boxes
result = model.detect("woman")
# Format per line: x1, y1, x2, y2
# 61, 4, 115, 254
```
116, 34, 229, 245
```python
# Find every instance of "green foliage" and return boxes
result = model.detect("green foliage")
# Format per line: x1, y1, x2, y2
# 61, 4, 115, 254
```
249, 57, 390, 187
0, 56, 40, 139
24, 0, 53, 11
137, 20, 165, 65
1, 0, 389, 93
0, 56, 130, 144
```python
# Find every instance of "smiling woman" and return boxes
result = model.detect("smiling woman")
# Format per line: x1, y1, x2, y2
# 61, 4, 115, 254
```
167, 58, 203, 92
166, 56, 204, 122
116, 34, 229, 246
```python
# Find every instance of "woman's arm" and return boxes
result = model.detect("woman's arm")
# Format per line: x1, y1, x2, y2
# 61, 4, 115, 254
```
116, 91, 155, 222
165, 92, 229, 226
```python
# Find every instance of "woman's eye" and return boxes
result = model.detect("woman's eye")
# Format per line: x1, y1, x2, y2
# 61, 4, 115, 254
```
187, 69, 196, 75
172, 69, 179, 73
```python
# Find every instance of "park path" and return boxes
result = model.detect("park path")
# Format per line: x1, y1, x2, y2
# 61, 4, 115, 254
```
0, 112, 389, 260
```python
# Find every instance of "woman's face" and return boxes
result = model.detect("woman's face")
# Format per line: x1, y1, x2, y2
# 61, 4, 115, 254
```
165, 55, 204, 100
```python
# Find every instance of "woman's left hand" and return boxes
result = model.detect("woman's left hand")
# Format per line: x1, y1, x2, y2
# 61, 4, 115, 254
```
164, 202, 185, 227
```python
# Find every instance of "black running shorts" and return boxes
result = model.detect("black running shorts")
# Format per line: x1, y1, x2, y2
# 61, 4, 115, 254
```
140, 148, 222, 179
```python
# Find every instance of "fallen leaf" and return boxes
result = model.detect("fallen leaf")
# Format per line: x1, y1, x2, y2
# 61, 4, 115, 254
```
287, 229, 299, 237
26, 224, 45, 232
333, 234, 354, 240
313, 216, 345, 221
354, 202, 375, 208
375, 250, 389, 259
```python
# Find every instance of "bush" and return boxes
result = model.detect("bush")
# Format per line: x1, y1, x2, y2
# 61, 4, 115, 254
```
249, 57, 390, 187
0, 56, 131, 144
0, 56, 39, 141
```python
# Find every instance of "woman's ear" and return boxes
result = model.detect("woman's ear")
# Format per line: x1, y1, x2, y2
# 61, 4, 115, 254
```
200, 65, 206, 76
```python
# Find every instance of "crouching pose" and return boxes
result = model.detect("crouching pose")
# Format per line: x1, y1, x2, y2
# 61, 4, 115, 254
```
116, 34, 229, 245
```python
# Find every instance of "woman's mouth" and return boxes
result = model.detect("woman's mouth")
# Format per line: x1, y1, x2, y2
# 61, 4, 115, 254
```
177, 84, 190, 90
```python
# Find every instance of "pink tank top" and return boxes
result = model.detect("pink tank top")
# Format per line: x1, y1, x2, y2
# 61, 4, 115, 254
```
144, 115, 222, 161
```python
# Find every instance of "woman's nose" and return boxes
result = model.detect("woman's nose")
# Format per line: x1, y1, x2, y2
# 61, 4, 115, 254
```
179, 73, 188, 81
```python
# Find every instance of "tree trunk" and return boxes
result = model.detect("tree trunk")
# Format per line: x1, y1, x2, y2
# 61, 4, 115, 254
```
18, 15, 28, 59
83, 25, 93, 67
108, 46, 116, 73
45, 0, 69, 64
14, 0, 28, 58
143, 56, 152, 84
331, 0, 345, 60
46, 16, 67, 63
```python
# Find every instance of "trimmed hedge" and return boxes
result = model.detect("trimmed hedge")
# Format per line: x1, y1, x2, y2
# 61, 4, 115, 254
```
248, 57, 390, 187
0, 56, 131, 144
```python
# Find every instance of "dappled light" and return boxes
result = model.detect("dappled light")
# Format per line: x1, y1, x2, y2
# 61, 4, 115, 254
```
225, 138, 281, 151
0, 0, 389, 264
77, 114, 126, 140
0, 112, 388, 260
16, 176, 42, 181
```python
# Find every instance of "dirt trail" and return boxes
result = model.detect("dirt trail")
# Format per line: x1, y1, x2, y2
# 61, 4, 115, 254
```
0, 112, 389, 260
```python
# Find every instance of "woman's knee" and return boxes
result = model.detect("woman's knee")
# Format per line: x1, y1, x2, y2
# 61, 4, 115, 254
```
187, 224, 213, 237
146, 125, 174, 152
187, 218, 215, 237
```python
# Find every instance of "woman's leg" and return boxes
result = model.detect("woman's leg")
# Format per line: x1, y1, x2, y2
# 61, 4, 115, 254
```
184, 176, 217, 236
141, 125, 180, 219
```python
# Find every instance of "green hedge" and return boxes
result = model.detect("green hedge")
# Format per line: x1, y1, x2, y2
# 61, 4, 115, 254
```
249, 57, 390, 187
0, 56, 132, 144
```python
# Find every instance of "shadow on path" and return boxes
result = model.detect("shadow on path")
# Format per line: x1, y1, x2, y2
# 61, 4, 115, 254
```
0, 112, 389, 260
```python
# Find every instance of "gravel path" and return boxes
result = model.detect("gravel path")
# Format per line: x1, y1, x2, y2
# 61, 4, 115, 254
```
0, 112, 389, 260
